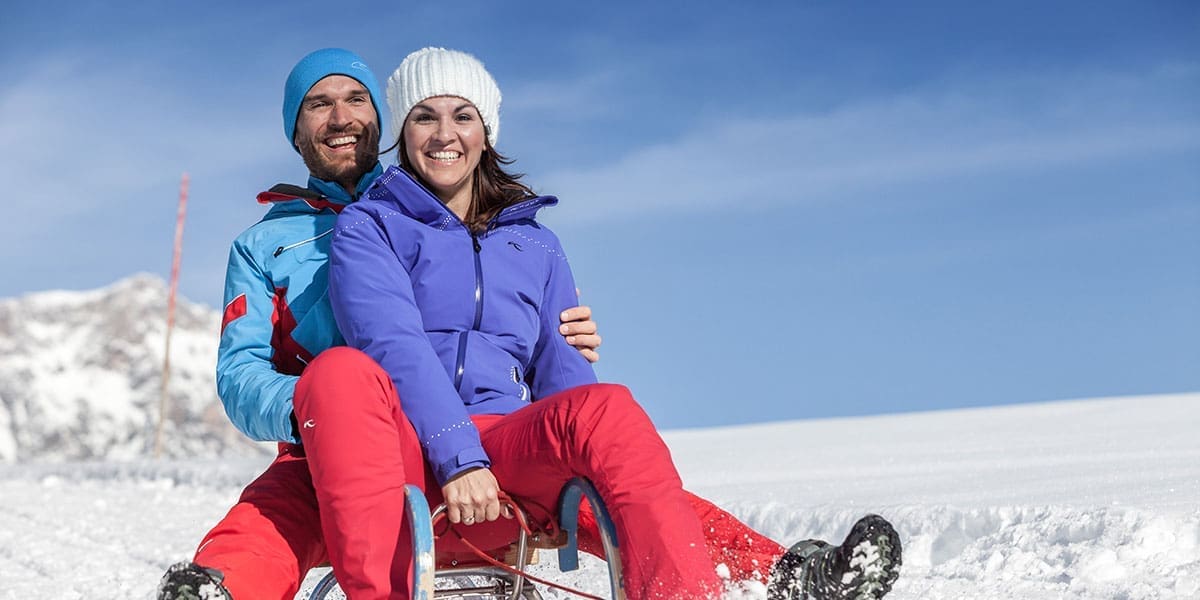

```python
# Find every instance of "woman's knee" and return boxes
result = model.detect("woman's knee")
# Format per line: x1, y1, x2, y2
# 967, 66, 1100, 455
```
302, 346, 379, 378
295, 347, 394, 414
565, 383, 654, 429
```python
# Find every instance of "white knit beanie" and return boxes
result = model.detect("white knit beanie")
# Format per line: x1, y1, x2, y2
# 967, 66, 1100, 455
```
387, 47, 502, 147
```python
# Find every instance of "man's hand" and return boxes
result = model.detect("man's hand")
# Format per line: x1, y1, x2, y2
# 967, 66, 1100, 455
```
442, 467, 507, 526
560, 303, 601, 363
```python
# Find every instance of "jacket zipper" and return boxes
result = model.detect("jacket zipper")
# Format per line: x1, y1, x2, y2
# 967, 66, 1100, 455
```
273, 229, 333, 258
453, 231, 486, 391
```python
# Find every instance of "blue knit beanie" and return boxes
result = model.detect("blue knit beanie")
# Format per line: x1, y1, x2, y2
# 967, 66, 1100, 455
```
282, 48, 384, 151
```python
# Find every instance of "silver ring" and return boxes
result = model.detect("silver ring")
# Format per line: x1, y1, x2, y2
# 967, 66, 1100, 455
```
463, 515, 475, 524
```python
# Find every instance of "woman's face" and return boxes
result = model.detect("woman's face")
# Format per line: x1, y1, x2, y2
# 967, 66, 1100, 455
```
402, 95, 487, 207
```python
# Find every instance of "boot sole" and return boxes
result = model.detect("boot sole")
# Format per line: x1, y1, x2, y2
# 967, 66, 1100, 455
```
157, 562, 232, 600
842, 515, 902, 600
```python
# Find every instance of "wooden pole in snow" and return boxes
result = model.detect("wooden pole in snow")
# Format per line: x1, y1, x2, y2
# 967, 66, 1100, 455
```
154, 173, 188, 458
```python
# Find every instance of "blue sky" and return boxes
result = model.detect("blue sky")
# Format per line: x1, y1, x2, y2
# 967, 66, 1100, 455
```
2, 1, 1197, 428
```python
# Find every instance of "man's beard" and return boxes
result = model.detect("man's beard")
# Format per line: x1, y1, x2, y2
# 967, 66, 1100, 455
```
298, 122, 381, 191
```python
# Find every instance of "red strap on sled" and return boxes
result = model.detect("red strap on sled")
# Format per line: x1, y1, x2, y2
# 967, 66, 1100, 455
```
432, 492, 606, 600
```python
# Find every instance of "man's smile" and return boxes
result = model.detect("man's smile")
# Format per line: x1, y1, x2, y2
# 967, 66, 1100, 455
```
326, 134, 359, 150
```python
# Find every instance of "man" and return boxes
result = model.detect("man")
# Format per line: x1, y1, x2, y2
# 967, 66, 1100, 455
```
158, 48, 901, 600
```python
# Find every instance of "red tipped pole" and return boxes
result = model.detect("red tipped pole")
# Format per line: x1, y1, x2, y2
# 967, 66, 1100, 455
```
155, 173, 189, 458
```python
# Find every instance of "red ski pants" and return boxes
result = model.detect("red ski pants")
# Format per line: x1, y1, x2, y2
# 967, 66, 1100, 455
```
193, 347, 783, 599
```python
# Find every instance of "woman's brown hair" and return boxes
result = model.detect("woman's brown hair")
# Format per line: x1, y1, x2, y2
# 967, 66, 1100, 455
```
394, 130, 535, 233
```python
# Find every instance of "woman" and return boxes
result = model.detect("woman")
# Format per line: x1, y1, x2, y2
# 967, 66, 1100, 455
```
311, 47, 900, 600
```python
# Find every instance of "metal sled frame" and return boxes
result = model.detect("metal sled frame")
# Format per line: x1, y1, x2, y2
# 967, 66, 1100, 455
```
309, 478, 625, 600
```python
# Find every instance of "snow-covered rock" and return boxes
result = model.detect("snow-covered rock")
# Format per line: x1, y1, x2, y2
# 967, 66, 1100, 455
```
0, 274, 269, 462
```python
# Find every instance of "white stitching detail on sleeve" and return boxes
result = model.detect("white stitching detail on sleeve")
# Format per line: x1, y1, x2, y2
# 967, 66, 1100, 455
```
421, 419, 474, 447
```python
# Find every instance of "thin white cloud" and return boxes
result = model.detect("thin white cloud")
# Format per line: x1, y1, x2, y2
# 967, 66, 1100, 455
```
535, 65, 1200, 223
503, 67, 627, 120
0, 52, 293, 301
0, 54, 285, 227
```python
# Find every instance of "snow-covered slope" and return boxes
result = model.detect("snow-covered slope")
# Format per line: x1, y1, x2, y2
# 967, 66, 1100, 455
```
668, 393, 1200, 599
0, 275, 268, 461
0, 393, 1195, 599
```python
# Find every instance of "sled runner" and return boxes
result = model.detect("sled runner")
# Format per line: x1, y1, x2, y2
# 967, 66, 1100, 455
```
309, 478, 625, 600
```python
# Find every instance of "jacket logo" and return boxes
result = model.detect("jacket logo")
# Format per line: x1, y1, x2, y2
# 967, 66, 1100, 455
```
303, 419, 316, 429
507, 241, 523, 252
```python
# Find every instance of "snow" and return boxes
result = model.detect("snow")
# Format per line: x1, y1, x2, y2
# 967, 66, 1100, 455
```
1, 392, 1196, 599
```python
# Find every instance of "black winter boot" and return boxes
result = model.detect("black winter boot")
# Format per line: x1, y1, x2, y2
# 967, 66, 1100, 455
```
767, 514, 902, 600
157, 561, 232, 600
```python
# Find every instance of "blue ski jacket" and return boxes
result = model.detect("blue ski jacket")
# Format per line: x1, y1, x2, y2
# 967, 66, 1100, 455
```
216, 165, 383, 443
329, 166, 597, 485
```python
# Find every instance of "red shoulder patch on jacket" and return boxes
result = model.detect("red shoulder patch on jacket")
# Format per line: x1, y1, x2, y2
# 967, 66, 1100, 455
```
221, 294, 247, 334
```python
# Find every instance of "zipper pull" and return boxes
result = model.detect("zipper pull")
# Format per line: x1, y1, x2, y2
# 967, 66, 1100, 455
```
472, 233, 482, 253
273, 246, 285, 257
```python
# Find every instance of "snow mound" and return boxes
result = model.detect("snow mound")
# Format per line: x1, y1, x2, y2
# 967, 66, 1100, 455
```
0, 393, 1196, 599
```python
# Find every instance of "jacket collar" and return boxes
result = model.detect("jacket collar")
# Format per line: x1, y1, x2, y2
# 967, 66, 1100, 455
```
369, 165, 557, 229
307, 162, 385, 203
257, 163, 385, 215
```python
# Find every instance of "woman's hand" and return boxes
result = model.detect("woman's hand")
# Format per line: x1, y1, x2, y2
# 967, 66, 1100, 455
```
441, 467, 506, 525
560, 295, 602, 363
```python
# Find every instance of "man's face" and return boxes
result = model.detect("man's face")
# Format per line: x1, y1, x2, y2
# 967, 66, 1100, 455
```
294, 75, 379, 192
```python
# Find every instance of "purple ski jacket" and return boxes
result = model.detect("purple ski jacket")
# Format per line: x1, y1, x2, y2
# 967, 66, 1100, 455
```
329, 166, 597, 485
